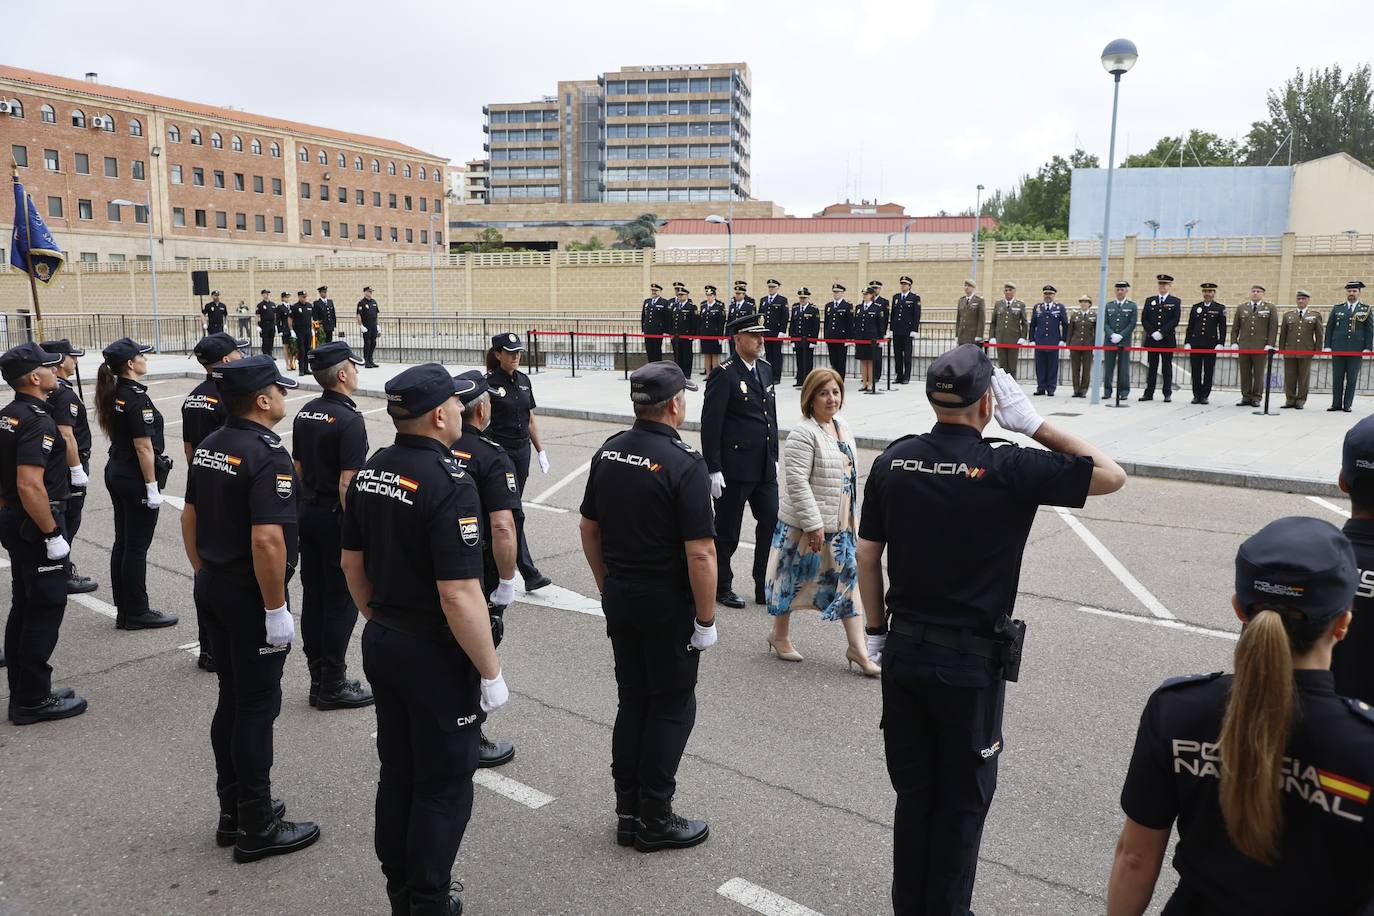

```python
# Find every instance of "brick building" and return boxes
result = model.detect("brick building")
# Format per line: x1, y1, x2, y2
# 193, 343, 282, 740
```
1, 66, 448, 263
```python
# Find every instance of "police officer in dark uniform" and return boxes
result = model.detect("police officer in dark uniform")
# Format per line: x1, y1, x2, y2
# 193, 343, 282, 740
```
857, 345, 1124, 915
1139, 273, 1181, 402
641, 282, 670, 364
824, 283, 853, 378
890, 276, 921, 384
340, 364, 508, 916
701, 313, 779, 609
855, 285, 887, 394
357, 286, 381, 367
183, 332, 250, 670
669, 284, 697, 379
485, 332, 552, 592
697, 285, 726, 376
1109, 516, 1374, 915
203, 291, 228, 335
870, 279, 890, 385
579, 359, 717, 852
451, 369, 520, 769
290, 291, 315, 377
40, 339, 97, 595
1183, 282, 1228, 404
761, 279, 790, 372
96, 337, 178, 631
312, 286, 337, 344
726, 283, 753, 359
293, 340, 373, 711
255, 289, 278, 358
182, 355, 320, 862
0, 343, 85, 725
1334, 416, 1374, 705
789, 288, 820, 387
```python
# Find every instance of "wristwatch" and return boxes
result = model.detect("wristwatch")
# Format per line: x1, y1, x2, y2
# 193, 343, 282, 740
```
865, 624, 888, 636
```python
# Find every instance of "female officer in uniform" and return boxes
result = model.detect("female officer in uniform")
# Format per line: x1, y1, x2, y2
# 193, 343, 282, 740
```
95, 338, 177, 631
484, 333, 550, 592
1108, 516, 1374, 916
697, 285, 726, 378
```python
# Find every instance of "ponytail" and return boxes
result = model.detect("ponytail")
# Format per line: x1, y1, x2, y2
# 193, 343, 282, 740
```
1218, 609, 1298, 864
485, 347, 499, 373
94, 362, 121, 437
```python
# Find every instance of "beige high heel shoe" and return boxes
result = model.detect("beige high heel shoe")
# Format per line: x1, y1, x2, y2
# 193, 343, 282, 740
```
846, 647, 881, 677
767, 637, 803, 662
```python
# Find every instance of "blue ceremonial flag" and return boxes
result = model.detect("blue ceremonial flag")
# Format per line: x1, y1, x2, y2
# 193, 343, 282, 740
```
10, 174, 65, 285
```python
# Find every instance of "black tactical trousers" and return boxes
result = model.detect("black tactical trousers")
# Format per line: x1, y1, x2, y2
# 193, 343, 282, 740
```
764, 338, 784, 373
827, 342, 848, 379
260, 328, 275, 358
1190, 352, 1216, 400
106, 463, 160, 619
504, 441, 538, 580
603, 577, 700, 803
882, 632, 1006, 916
794, 345, 813, 383
0, 507, 69, 706
712, 476, 778, 594
299, 501, 360, 675
362, 620, 479, 911
894, 333, 914, 383
362, 326, 378, 364
645, 334, 663, 364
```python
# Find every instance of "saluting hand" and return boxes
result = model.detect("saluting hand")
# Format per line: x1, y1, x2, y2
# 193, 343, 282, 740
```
990, 368, 1044, 437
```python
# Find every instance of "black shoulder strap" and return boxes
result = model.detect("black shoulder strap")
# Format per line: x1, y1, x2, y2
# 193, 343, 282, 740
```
1158, 671, 1225, 692
1342, 696, 1374, 728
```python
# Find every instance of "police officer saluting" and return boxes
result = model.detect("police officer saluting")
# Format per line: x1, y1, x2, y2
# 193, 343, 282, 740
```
701, 313, 779, 608
181, 355, 320, 862
0, 343, 85, 724
857, 344, 1125, 915
357, 286, 381, 368
340, 364, 508, 916
256, 289, 278, 359
293, 340, 373, 710
40, 339, 97, 594
1108, 516, 1374, 915
579, 360, 718, 852
312, 286, 337, 344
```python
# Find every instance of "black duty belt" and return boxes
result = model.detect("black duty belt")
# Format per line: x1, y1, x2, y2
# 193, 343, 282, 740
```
889, 618, 1002, 660
302, 493, 339, 507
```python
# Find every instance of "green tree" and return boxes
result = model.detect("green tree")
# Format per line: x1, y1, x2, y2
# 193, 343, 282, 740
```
1244, 64, 1374, 166
981, 222, 1068, 242
613, 213, 659, 249
991, 149, 1098, 234
1121, 130, 1243, 167
473, 227, 505, 252
565, 235, 606, 251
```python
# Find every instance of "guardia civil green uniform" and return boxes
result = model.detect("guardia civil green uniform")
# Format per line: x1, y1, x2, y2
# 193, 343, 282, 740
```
1102, 285, 1137, 399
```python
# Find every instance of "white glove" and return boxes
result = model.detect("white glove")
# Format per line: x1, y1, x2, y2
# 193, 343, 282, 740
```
1016, 337, 1028, 345
45, 533, 71, 560
481, 670, 509, 713
1230, 342, 1240, 349
536, 450, 549, 474
1110, 333, 1123, 344
991, 368, 1045, 436
909, 331, 918, 339
987, 338, 997, 345
709, 471, 726, 499
866, 633, 887, 666
1057, 340, 1066, 347
1151, 330, 1163, 341
70, 465, 89, 487
689, 619, 718, 651
1322, 347, 1333, 352
264, 604, 294, 647
491, 577, 516, 606
1184, 343, 1193, 350
1265, 345, 1277, 352
974, 337, 984, 344
144, 482, 163, 509
1214, 344, 1225, 351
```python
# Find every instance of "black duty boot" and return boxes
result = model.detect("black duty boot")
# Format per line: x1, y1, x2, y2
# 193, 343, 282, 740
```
216, 797, 286, 846
316, 665, 374, 710
197, 651, 216, 672
10, 692, 87, 725
615, 789, 638, 847
232, 798, 320, 863
307, 659, 322, 708
116, 609, 179, 630
411, 882, 463, 915
634, 797, 708, 852
478, 730, 515, 768
66, 562, 98, 594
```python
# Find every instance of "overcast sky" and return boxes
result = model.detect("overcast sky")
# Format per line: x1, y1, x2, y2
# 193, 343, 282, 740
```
12, 0, 1371, 216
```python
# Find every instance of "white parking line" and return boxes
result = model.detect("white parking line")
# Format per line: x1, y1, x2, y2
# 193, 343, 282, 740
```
1054, 507, 1175, 620
177, 640, 202, 658
1308, 495, 1352, 519
527, 460, 591, 506
71, 592, 118, 620
1075, 605, 1237, 641
516, 583, 603, 617
471, 770, 556, 809
162, 495, 185, 511
525, 502, 569, 514
717, 878, 828, 916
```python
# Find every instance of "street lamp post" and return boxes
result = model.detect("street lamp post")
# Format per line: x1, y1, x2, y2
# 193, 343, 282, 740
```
972, 184, 985, 284
705, 214, 733, 303
1089, 38, 1138, 407
1144, 219, 1160, 239
112, 197, 160, 351
1185, 219, 1201, 239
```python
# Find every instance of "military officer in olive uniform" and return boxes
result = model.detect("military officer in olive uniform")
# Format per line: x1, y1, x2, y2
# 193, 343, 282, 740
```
312, 286, 337, 344
1140, 274, 1181, 402
1184, 283, 1228, 404
890, 276, 921, 384
1029, 285, 1068, 396
824, 284, 853, 378
790, 289, 820, 387
1102, 281, 1138, 401
203, 291, 228, 335
954, 280, 985, 348
1230, 284, 1279, 406
1067, 296, 1097, 397
987, 283, 1028, 376
1278, 290, 1323, 409
255, 289, 278, 359
1325, 281, 1373, 413
761, 279, 790, 372
669, 284, 697, 379
641, 283, 671, 364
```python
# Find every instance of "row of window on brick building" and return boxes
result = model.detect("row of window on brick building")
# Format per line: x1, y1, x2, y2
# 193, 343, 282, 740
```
4, 98, 442, 182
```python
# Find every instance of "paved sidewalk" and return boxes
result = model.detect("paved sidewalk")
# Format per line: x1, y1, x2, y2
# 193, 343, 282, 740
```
100, 353, 1365, 495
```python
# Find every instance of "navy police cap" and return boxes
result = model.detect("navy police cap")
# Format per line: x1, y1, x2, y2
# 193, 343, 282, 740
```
309, 340, 364, 370
727, 313, 767, 335
385, 363, 462, 419
454, 369, 489, 405
1235, 517, 1356, 623
491, 332, 524, 352
39, 338, 84, 358
102, 337, 153, 366
0, 342, 62, 383
211, 354, 298, 395
926, 343, 992, 408
1342, 415, 1374, 488
193, 332, 249, 364
630, 360, 697, 404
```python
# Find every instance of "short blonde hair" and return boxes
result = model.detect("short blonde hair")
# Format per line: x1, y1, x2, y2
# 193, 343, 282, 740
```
800, 367, 845, 419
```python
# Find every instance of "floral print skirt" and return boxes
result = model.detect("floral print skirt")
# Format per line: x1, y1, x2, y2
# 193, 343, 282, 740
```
763, 522, 859, 620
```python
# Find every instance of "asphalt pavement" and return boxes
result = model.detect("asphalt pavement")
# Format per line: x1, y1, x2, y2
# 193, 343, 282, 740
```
0, 376, 1357, 916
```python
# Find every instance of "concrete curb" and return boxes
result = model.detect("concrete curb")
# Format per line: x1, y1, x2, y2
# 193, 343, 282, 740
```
143, 370, 1343, 498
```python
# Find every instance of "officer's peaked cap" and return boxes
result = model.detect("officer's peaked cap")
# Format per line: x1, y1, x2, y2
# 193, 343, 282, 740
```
491, 332, 524, 352
102, 337, 153, 366
1235, 517, 1356, 623
926, 343, 992, 408
630, 360, 697, 404
1342, 415, 1374, 489
454, 369, 489, 405
39, 338, 84, 358
1156, 274, 1174, 283
212, 354, 298, 395
727, 313, 767, 335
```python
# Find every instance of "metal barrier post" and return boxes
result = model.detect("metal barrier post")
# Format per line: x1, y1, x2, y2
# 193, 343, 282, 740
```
885, 338, 892, 391
529, 327, 537, 375
622, 333, 629, 381
1105, 344, 1129, 408
1254, 348, 1277, 416
569, 330, 577, 378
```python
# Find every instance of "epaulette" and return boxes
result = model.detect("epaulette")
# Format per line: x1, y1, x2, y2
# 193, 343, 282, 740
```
1342, 696, 1374, 726
436, 450, 466, 481
758, 356, 772, 367
884, 433, 918, 449
259, 434, 283, 449
28, 404, 46, 414
1158, 671, 1224, 692
982, 436, 1017, 449
478, 434, 504, 451
719, 358, 734, 370
673, 439, 702, 458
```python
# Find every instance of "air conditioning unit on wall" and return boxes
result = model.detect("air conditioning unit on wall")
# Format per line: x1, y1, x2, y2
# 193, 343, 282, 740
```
91, 115, 109, 130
